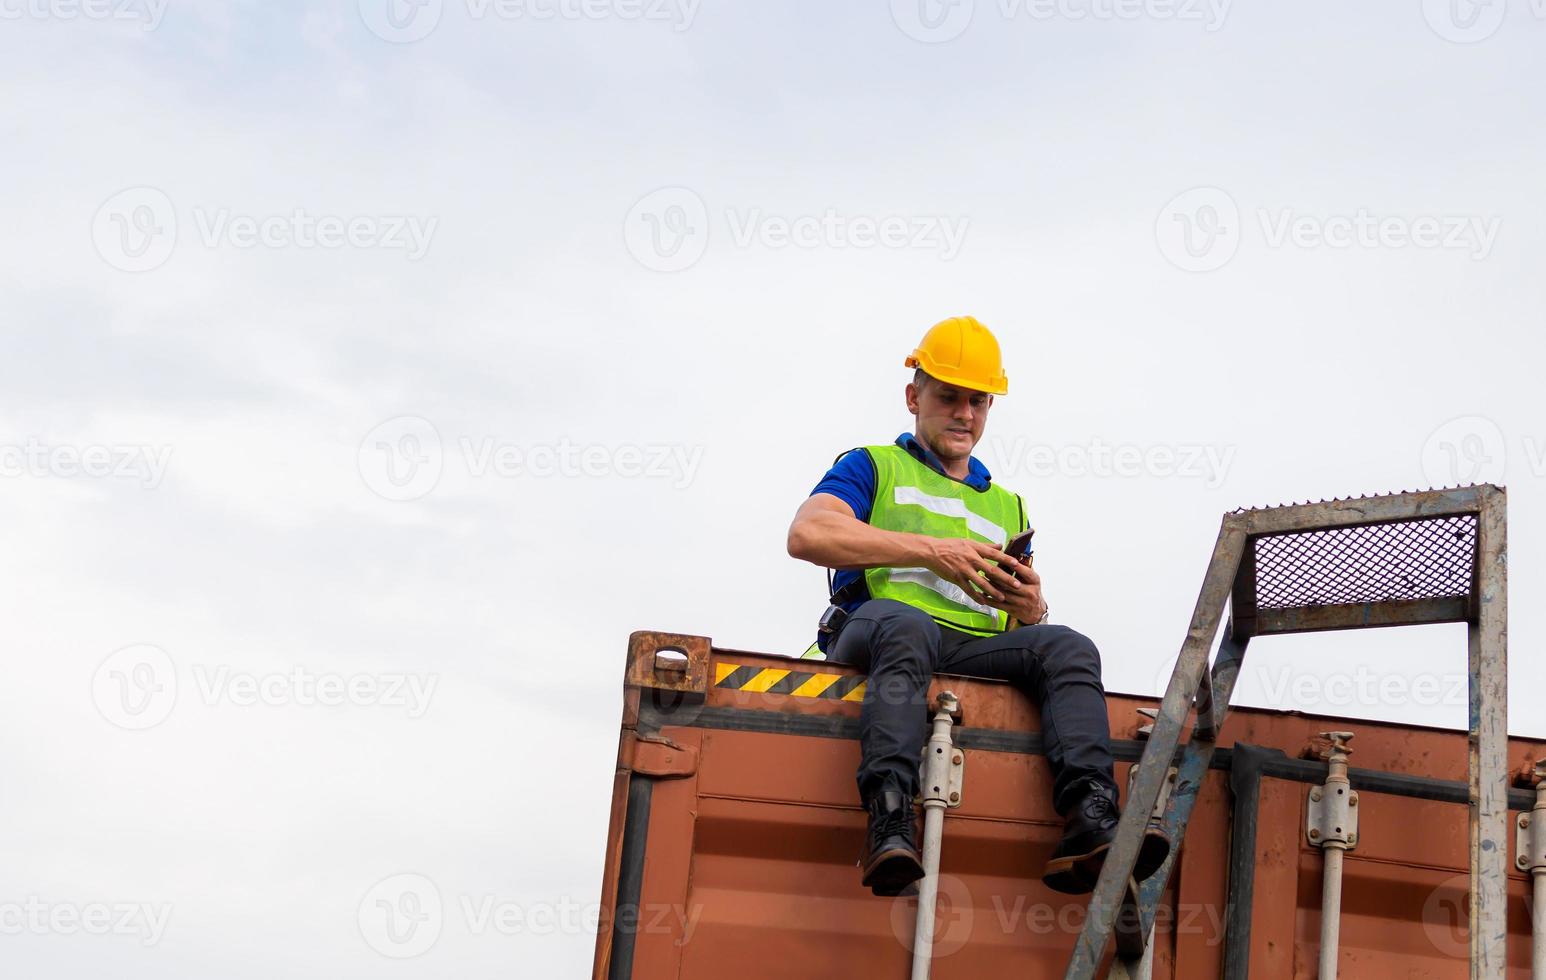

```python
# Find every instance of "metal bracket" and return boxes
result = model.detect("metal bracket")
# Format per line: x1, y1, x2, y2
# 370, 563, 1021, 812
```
918, 692, 966, 809
1306, 732, 1359, 849
1133, 707, 1157, 741
918, 748, 966, 808
1306, 783, 1360, 848
1515, 811, 1544, 872
1515, 759, 1546, 872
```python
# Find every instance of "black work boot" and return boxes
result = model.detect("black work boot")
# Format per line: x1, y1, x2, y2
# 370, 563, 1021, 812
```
1042, 778, 1173, 895
860, 789, 925, 897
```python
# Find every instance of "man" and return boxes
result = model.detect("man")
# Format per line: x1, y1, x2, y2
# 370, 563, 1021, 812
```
785, 316, 1169, 897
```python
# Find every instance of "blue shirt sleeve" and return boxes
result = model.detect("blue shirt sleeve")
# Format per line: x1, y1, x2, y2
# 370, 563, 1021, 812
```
810, 449, 875, 523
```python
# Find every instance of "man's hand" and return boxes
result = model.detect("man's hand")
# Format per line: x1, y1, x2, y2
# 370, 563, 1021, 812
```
982, 554, 1047, 625
919, 538, 1024, 604
788, 495, 1047, 623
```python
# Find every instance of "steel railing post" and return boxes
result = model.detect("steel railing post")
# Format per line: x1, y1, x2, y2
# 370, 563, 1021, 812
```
1470, 488, 1509, 979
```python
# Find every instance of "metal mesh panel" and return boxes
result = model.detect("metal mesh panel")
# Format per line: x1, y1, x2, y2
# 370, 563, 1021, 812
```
1253, 515, 1477, 609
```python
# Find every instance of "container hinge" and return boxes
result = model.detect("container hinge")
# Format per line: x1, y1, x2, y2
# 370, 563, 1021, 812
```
627, 734, 699, 779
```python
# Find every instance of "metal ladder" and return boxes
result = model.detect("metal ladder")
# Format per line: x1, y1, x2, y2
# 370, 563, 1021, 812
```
1064, 485, 1510, 979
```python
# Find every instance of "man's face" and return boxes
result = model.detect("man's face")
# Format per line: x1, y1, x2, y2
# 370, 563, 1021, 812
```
906, 378, 993, 461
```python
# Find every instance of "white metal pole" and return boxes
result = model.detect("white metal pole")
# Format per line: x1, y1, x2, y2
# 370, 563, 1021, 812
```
911, 692, 959, 980
1533, 871, 1544, 980
1311, 732, 1356, 980
1318, 847, 1345, 979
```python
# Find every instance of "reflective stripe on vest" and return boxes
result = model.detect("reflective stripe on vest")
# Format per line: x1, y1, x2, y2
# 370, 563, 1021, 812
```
861, 443, 1025, 636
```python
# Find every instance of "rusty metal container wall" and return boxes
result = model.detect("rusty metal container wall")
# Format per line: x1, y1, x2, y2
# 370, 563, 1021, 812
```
596, 638, 1543, 979
1224, 711, 1541, 977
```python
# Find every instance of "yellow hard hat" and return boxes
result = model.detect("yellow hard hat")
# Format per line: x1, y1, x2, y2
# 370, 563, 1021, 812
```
905, 316, 1008, 395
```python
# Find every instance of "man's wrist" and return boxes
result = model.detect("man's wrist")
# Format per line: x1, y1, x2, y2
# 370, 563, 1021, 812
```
898, 531, 934, 567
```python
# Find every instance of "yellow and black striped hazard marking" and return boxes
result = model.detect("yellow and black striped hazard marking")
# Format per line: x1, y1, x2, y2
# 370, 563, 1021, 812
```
714, 662, 867, 702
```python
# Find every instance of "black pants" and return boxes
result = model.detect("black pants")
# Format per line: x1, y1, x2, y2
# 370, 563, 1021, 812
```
827, 598, 1115, 815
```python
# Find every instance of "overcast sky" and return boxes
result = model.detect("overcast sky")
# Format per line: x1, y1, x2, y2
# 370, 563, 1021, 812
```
2, 0, 1543, 975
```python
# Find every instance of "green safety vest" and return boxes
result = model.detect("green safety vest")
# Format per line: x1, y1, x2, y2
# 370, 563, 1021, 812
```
861, 443, 1027, 636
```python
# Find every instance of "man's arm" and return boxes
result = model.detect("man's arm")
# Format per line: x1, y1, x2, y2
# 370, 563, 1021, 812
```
787, 493, 1026, 603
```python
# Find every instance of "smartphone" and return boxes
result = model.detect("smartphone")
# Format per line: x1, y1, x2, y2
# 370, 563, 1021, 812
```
1003, 528, 1035, 579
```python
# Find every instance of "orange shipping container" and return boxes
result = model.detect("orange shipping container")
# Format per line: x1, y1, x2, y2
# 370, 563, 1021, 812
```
592, 632, 1543, 978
